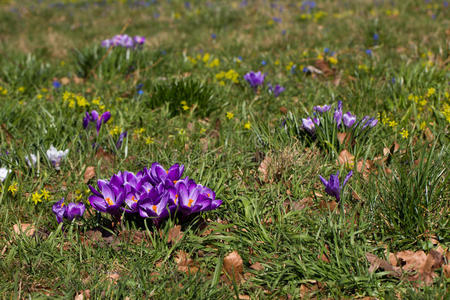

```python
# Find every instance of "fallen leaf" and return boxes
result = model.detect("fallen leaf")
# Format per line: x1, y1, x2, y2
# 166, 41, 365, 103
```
223, 250, 244, 283
318, 244, 330, 263
395, 250, 427, 272
286, 197, 314, 211
74, 290, 90, 300
258, 155, 272, 183
167, 225, 184, 244
337, 132, 350, 146
314, 59, 334, 77
84, 166, 96, 183
250, 262, 264, 271
60, 77, 70, 85
305, 65, 323, 75
13, 223, 36, 237
365, 253, 401, 277
423, 127, 434, 142
279, 106, 288, 114
175, 250, 198, 274
299, 281, 319, 298
108, 272, 120, 284
238, 295, 250, 300
337, 150, 354, 167
443, 265, 450, 278
416, 250, 444, 285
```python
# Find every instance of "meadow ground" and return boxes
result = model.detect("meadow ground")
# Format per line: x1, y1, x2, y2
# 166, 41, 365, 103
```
0, 0, 449, 298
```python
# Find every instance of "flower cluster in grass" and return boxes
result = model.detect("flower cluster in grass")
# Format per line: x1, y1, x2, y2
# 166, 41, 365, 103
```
244, 71, 285, 97
52, 198, 85, 224
283, 100, 378, 154
101, 34, 145, 49
88, 163, 222, 225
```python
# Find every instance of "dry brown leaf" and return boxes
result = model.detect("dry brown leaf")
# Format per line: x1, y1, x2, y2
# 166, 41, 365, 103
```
287, 197, 314, 211
395, 250, 427, 271
223, 250, 244, 283
175, 250, 198, 274
84, 166, 96, 183
443, 265, 450, 278
60, 77, 70, 85
424, 127, 434, 142
258, 155, 272, 183
13, 223, 36, 237
337, 132, 350, 146
314, 59, 334, 77
238, 295, 250, 300
108, 272, 120, 284
416, 250, 444, 285
337, 150, 354, 167
74, 290, 90, 300
365, 253, 401, 277
299, 282, 319, 298
167, 225, 184, 244
250, 262, 264, 271
318, 244, 330, 263
318, 200, 338, 211
279, 106, 288, 114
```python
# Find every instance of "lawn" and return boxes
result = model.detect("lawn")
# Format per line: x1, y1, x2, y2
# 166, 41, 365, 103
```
0, 0, 449, 298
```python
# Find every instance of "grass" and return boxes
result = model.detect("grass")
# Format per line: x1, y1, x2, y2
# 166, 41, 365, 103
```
0, 0, 449, 298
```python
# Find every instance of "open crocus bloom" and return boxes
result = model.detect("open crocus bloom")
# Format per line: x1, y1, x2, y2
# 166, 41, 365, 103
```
89, 180, 125, 215
302, 117, 316, 134
313, 104, 331, 113
319, 170, 353, 202
52, 198, 85, 224
333, 101, 343, 127
138, 188, 170, 220
244, 71, 265, 90
175, 178, 222, 216
147, 163, 185, 186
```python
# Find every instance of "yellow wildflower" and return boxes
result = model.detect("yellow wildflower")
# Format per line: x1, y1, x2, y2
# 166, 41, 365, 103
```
388, 120, 398, 128
274, 59, 280, 66
41, 188, 50, 201
8, 182, 18, 196
202, 53, 210, 63
328, 56, 338, 65
32, 192, 43, 205
41, 88, 48, 93
199, 128, 206, 134
426, 87, 435, 97
37, 94, 43, 99
145, 137, 154, 144
226, 112, 234, 120
399, 129, 408, 139
17, 87, 25, 93
244, 121, 251, 129
208, 58, 220, 68
419, 121, 427, 130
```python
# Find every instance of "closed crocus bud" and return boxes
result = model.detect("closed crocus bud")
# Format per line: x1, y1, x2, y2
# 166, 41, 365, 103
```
65, 202, 85, 221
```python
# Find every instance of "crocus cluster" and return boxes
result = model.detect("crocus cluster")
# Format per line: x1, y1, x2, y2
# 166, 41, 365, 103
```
52, 198, 86, 224
83, 110, 111, 134
101, 34, 145, 49
47, 145, 69, 170
88, 163, 222, 224
302, 101, 378, 134
319, 170, 352, 202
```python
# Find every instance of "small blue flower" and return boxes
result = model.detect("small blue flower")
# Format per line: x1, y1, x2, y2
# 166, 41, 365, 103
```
324, 47, 330, 54
261, 60, 267, 66
365, 49, 373, 56
53, 81, 61, 89
373, 33, 379, 41
211, 33, 216, 39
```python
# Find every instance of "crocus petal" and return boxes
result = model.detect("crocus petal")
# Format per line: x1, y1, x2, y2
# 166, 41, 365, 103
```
89, 195, 108, 212
342, 171, 353, 188
101, 111, 111, 124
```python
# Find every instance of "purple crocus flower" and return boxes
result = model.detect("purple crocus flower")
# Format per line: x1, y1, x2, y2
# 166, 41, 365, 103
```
313, 104, 331, 113
83, 110, 111, 134
268, 84, 285, 97
133, 36, 146, 45
343, 112, 356, 128
334, 101, 343, 127
101, 39, 112, 48
302, 117, 316, 134
52, 198, 85, 224
116, 131, 127, 149
175, 179, 211, 216
146, 163, 185, 186
138, 188, 170, 221
244, 71, 265, 90
89, 180, 125, 215
319, 171, 353, 202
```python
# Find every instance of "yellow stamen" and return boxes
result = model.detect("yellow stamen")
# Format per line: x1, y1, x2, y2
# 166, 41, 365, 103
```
132, 196, 137, 202
188, 199, 194, 207
152, 205, 157, 213
105, 197, 113, 206
173, 180, 177, 184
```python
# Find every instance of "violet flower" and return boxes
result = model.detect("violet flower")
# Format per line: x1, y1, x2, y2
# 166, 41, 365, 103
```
83, 110, 111, 134
89, 180, 125, 215
146, 163, 184, 186
116, 131, 128, 149
133, 36, 146, 45
138, 188, 170, 221
302, 117, 317, 134
175, 179, 214, 216
343, 112, 356, 128
46, 145, 69, 170
52, 198, 85, 224
319, 171, 353, 202
313, 104, 331, 113
268, 84, 285, 97
244, 71, 265, 90
334, 101, 343, 127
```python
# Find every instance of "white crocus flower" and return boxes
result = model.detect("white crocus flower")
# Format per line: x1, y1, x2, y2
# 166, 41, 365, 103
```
0, 167, 11, 182
46, 145, 69, 170
25, 153, 37, 167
